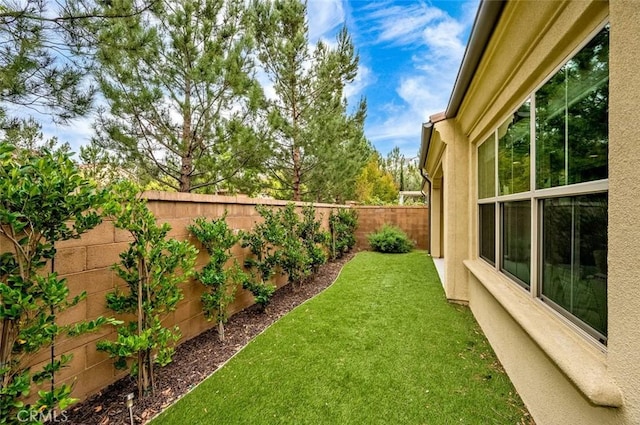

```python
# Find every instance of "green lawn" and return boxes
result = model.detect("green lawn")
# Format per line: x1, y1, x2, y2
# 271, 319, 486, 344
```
153, 251, 530, 425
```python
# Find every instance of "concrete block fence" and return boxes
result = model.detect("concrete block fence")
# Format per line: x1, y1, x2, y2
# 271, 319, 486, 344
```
1, 191, 428, 403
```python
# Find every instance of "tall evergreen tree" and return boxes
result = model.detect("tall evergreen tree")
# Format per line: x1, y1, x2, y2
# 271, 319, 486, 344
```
384, 146, 422, 192
305, 98, 372, 203
0, 0, 158, 132
251, 0, 367, 201
93, 0, 270, 193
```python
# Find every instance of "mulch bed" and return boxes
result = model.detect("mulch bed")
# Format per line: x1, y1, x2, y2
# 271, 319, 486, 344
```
65, 252, 356, 425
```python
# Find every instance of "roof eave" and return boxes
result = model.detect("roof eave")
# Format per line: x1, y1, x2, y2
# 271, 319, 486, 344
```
445, 0, 506, 119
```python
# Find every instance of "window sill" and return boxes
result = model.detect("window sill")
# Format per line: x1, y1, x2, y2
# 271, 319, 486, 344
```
463, 258, 623, 407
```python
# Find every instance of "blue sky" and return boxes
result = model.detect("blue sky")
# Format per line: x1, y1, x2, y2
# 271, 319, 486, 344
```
308, 0, 479, 157
36, 0, 479, 159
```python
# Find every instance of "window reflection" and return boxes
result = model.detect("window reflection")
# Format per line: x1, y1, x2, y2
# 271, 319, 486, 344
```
478, 135, 495, 199
501, 201, 531, 287
479, 203, 495, 264
541, 194, 608, 339
536, 26, 609, 189
498, 101, 531, 195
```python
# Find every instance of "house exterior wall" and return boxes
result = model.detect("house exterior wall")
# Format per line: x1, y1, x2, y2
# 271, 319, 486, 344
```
423, 1, 640, 423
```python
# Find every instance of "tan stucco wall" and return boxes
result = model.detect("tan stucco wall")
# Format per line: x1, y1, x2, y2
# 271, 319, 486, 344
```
425, 0, 640, 423
607, 0, 640, 421
430, 122, 472, 303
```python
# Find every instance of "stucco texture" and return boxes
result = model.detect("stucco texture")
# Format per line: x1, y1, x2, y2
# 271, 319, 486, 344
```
424, 1, 640, 423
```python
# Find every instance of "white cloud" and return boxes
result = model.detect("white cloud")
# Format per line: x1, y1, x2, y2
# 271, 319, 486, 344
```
307, 0, 345, 42
345, 64, 374, 102
421, 18, 466, 61
365, 3, 445, 46
360, 1, 477, 155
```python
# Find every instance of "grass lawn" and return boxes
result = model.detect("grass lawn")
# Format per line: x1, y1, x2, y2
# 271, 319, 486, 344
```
153, 251, 531, 425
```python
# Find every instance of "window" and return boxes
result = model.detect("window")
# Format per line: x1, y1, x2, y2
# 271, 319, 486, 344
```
499, 101, 531, 195
479, 203, 495, 264
541, 194, 607, 342
501, 201, 531, 288
476, 24, 608, 342
478, 134, 495, 199
536, 28, 608, 189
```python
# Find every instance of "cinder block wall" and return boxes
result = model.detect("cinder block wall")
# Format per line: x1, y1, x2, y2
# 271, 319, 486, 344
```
2, 192, 428, 403
354, 206, 429, 250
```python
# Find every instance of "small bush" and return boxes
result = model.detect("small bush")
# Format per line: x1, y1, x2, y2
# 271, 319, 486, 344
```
328, 208, 358, 259
367, 225, 414, 253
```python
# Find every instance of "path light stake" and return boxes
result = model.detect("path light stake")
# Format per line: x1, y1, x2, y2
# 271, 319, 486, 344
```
126, 393, 134, 425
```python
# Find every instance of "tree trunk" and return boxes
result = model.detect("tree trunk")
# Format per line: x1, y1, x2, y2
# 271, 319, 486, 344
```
137, 261, 144, 398
180, 77, 193, 193
218, 321, 225, 342
292, 146, 302, 201
0, 319, 14, 387
179, 154, 193, 193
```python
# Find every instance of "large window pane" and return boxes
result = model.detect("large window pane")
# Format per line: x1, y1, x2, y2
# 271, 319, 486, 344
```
536, 26, 609, 189
479, 203, 496, 264
498, 101, 530, 195
501, 201, 531, 287
541, 193, 607, 340
478, 135, 495, 199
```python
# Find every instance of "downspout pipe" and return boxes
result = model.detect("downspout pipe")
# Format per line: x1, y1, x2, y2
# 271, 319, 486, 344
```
420, 122, 434, 252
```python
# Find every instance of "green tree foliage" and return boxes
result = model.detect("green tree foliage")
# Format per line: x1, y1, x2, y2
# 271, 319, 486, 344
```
0, 0, 94, 125
242, 204, 329, 303
355, 154, 398, 204
277, 205, 310, 287
367, 225, 414, 253
188, 215, 244, 342
92, 0, 270, 193
0, 142, 114, 424
0, 0, 160, 146
305, 100, 372, 203
240, 206, 283, 309
97, 181, 197, 398
298, 205, 329, 273
384, 146, 422, 192
250, 0, 368, 201
328, 208, 358, 260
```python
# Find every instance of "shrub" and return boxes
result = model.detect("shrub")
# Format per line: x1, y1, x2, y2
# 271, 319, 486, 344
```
0, 143, 114, 423
328, 208, 358, 259
367, 225, 414, 253
241, 203, 329, 307
278, 204, 311, 288
240, 206, 282, 310
298, 205, 329, 273
188, 214, 244, 342
97, 181, 197, 398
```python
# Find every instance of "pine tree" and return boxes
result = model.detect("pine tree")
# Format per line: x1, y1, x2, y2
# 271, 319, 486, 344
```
250, 0, 366, 201
384, 146, 423, 192
93, 0, 270, 193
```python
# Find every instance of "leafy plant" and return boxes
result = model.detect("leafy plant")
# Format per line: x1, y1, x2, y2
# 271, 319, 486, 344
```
328, 208, 358, 259
188, 215, 245, 342
240, 206, 282, 310
97, 181, 197, 398
277, 204, 311, 288
298, 205, 329, 273
0, 142, 114, 424
367, 225, 414, 254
